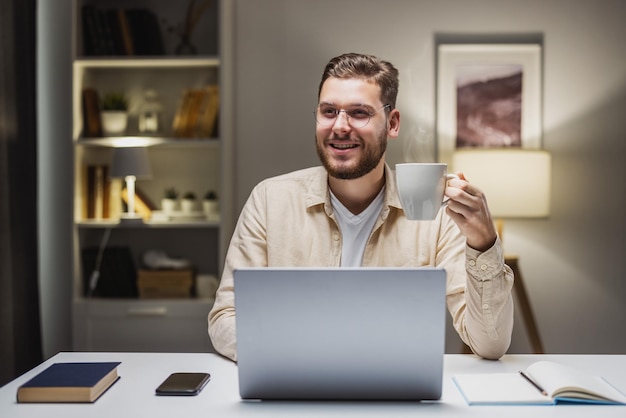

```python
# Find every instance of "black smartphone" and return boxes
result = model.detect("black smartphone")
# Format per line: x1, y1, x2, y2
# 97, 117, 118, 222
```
155, 372, 211, 396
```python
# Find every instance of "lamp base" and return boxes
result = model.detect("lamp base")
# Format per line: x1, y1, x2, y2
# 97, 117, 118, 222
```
118, 213, 145, 225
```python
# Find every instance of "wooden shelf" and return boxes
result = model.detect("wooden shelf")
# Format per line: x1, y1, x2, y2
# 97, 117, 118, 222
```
73, 56, 220, 69
76, 220, 221, 229
76, 137, 220, 148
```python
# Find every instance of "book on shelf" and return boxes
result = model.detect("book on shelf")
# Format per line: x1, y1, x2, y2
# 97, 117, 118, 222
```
81, 5, 164, 56
83, 164, 108, 220
453, 360, 626, 405
108, 177, 123, 220
172, 86, 220, 138
105, 9, 127, 56
151, 210, 209, 223
96, 6, 116, 55
82, 88, 102, 138
125, 8, 165, 56
17, 362, 121, 403
199, 85, 220, 137
116, 8, 134, 55
183, 89, 206, 137
81, 164, 122, 221
81, 5, 105, 56
172, 89, 192, 137
172, 89, 200, 138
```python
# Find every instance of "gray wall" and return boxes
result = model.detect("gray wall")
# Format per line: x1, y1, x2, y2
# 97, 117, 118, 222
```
233, 0, 626, 353
37, 0, 626, 356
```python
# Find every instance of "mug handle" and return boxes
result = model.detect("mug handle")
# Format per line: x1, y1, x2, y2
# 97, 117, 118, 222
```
441, 173, 460, 207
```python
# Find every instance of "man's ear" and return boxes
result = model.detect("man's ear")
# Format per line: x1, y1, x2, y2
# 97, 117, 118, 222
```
387, 108, 400, 138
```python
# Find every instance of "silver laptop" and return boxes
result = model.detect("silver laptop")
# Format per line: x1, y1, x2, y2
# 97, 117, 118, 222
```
234, 267, 446, 400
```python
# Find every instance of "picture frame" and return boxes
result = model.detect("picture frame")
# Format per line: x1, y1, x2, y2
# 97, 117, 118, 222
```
436, 44, 542, 165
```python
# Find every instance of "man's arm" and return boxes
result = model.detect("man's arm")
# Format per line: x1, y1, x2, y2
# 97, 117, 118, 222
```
208, 271, 237, 360
208, 186, 269, 361
448, 240, 514, 359
441, 172, 514, 359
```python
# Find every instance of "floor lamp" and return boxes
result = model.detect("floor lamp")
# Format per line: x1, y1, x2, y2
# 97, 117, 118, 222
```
453, 149, 551, 354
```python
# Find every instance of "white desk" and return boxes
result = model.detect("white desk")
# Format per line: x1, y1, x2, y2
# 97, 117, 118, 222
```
1, 352, 625, 417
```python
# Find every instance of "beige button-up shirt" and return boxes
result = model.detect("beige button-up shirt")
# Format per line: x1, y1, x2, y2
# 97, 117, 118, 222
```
208, 164, 514, 361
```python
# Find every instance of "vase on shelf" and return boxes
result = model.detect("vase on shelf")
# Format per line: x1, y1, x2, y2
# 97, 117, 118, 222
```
100, 92, 129, 136
181, 192, 198, 213
161, 188, 179, 214
101, 111, 128, 136
202, 190, 219, 220
161, 198, 178, 214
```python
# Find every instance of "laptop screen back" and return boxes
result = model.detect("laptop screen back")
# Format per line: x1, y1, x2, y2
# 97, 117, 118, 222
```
234, 267, 446, 400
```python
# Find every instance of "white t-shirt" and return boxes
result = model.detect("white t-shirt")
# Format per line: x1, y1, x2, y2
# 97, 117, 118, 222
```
330, 187, 385, 267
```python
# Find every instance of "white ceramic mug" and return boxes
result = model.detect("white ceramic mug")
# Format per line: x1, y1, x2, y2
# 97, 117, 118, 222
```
395, 163, 459, 220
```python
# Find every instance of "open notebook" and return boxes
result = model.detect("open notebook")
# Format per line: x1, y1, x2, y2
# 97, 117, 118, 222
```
454, 361, 626, 405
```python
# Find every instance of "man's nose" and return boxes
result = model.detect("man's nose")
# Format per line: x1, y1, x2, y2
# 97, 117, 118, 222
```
332, 110, 351, 130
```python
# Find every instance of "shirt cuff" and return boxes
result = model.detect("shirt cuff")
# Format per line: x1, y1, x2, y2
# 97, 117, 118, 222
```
465, 238, 505, 281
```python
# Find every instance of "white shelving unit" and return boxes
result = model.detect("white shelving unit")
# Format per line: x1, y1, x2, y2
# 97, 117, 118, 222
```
70, 0, 234, 353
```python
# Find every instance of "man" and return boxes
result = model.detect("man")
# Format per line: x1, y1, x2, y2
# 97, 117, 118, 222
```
209, 53, 514, 361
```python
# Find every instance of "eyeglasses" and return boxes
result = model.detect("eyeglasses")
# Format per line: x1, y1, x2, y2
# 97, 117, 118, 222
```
315, 104, 391, 128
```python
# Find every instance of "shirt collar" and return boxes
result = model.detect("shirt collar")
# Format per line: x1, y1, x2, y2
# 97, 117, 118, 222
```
383, 163, 403, 210
304, 163, 403, 212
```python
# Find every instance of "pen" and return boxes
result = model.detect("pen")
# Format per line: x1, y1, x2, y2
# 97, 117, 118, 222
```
519, 370, 548, 396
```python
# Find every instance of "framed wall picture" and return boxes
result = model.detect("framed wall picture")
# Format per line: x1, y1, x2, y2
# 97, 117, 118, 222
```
436, 44, 542, 165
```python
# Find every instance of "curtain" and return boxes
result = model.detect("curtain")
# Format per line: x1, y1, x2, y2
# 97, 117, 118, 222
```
0, 0, 42, 385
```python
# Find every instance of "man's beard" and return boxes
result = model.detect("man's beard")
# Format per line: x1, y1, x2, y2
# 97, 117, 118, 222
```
316, 130, 388, 180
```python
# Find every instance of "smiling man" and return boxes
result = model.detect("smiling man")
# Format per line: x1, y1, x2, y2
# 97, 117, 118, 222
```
208, 53, 514, 361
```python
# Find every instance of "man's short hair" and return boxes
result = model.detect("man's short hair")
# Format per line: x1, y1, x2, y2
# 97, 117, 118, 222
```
318, 53, 399, 109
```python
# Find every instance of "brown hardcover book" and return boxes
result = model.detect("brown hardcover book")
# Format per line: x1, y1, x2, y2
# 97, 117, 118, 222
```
94, 165, 105, 219
79, 165, 88, 219
17, 362, 121, 403
172, 89, 193, 137
108, 177, 123, 220
102, 165, 110, 219
81, 88, 102, 137
198, 85, 220, 138
185, 89, 208, 137
134, 186, 157, 210
85, 165, 97, 219
117, 9, 134, 55
84, 164, 110, 220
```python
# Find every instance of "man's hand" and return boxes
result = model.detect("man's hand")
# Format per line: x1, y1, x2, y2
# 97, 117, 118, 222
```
444, 172, 497, 252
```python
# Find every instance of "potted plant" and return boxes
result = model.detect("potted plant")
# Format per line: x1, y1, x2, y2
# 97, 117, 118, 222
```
181, 191, 198, 213
161, 187, 179, 214
101, 92, 129, 136
203, 190, 219, 219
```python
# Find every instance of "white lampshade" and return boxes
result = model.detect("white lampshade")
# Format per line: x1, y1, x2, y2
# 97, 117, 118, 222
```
452, 149, 551, 218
